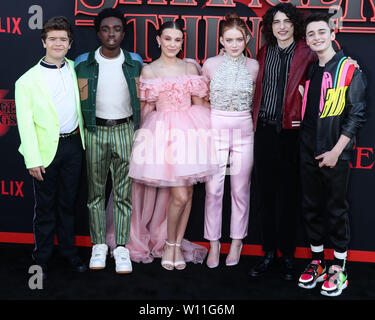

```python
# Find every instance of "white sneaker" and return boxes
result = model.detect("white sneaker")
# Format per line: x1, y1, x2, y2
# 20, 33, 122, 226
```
113, 246, 132, 274
89, 244, 108, 270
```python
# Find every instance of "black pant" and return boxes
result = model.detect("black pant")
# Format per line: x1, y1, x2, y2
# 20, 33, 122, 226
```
32, 134, 83, 264
254, 123, 301, 257
300, 127, 350, 253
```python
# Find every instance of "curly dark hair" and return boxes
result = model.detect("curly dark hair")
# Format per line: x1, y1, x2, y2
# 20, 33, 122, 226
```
41, 16, 73, 43
261, 3, 304, 46
94, 8, 127, 33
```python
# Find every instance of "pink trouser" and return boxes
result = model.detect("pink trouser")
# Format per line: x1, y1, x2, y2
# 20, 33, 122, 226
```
204, 109, 254, 241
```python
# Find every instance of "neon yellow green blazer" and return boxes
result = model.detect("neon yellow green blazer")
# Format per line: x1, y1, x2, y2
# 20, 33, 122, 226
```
15, 58, 85, 169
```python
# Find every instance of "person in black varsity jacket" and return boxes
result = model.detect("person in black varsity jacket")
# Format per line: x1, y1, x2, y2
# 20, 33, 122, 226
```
297, 12, 366, 297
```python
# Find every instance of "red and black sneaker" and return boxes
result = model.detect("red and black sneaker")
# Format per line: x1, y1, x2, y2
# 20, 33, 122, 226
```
320, 265, 348, 297
298, 260, 327, 289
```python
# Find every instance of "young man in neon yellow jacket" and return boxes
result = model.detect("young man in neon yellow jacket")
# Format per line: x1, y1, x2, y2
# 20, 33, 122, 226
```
15, 16, 86, 279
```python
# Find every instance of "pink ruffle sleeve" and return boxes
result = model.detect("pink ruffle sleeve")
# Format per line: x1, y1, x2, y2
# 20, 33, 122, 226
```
188, 75, 209, 98
139, 77, 158, 123
139, 77, 159, 102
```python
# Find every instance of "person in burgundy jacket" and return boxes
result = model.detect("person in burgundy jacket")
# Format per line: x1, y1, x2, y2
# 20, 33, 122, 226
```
249, 3, 317, 280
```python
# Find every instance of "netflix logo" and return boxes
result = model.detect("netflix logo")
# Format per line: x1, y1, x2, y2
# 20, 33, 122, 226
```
0, 17, 21, 35
1, 180, 24, 197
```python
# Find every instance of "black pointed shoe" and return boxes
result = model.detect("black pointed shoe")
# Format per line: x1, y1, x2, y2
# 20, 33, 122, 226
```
67, 256, 88, 273
249, 251, 276, 277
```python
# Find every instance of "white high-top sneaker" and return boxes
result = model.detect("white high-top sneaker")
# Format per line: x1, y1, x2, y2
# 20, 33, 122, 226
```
113, 246, 132, 274
89, 244, 108, 270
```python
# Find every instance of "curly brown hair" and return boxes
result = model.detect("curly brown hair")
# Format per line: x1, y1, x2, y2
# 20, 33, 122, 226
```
41, 16, 73, 43
261, 3, 304, 46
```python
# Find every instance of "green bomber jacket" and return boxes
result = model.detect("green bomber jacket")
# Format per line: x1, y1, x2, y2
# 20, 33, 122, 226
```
74, 48, 143, 131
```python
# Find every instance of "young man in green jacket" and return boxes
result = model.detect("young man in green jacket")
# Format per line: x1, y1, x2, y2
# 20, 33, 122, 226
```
15, 16, 87, 279
75, 8, 142, 274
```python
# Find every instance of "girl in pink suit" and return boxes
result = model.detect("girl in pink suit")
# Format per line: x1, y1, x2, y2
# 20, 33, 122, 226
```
202, 13, 259, 268
128, 21, 218, 270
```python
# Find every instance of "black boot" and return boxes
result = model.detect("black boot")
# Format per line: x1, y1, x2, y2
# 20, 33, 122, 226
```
66, 256, 88, 273
249, 251, 276, 277
280, 256, 294, 281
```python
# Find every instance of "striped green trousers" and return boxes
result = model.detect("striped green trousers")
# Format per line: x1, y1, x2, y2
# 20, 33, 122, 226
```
84, 120, 134, 245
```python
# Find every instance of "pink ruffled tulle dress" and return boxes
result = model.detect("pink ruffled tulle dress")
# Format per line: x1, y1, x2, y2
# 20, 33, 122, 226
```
126, 184, 209, 263
128, 74, 218, 187
105, 74, 218, 263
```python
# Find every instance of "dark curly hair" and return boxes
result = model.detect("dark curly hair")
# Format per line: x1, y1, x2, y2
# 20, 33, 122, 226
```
41, 16, 73, 43
94, 8, 127, 32
261, 3, 304, 46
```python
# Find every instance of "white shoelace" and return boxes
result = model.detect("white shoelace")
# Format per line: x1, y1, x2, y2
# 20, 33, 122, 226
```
92, 244, 107, 257
114, 247, 129, 262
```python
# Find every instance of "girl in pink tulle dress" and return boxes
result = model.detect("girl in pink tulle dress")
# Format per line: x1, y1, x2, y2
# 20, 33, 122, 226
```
127, 20, 217, 270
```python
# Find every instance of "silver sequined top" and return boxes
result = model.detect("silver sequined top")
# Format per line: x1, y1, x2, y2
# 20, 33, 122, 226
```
209, 53, 254, 111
